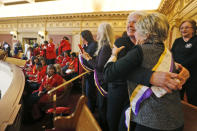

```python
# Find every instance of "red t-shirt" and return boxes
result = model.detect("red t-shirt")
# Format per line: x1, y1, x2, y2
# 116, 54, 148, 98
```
58, 40, 71, 55
46, 42, 56, 59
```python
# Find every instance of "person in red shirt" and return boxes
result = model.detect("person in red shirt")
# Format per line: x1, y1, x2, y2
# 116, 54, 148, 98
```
58, 36, 71, 55
55, 53, 64, 64
46, 38, 56, 65
60, 51, 71, 76
33, 43, 40, 56
40, 41, 48, 58
23, 55, 33, 73
40, 57, 47, 75
29, 64, 64, 103
24, 64, 64, 122
27, 63, 46, 91
60, 51, 71, 67
24, 63, 43, 97
64, 52, 78, 80
25, 56, 39, 79
68, 52, 78, 74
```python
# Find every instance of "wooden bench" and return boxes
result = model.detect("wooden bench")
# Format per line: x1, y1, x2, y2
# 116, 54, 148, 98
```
52, 98, 197, 131
182, 101, 197, 131
53, 95, 101, 131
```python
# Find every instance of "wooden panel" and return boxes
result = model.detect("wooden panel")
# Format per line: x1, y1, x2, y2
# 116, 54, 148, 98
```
182, 101, 197, 131
5, 57, 26, 67
76, 105, 101, 131
0, 61, 25, 131
0, 34, 12, 48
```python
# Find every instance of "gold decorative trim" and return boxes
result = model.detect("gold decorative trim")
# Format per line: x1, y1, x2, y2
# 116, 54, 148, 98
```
178, 0, 197, 19
0, 11, 132, 23
157, 0, 177, 14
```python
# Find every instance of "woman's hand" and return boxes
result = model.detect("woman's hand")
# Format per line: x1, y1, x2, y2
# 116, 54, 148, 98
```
38, 91, 43, 96
82, 51, 92, 61
112, 45, 125, 56
150, 71, 181, 93
176, 64, 190, 86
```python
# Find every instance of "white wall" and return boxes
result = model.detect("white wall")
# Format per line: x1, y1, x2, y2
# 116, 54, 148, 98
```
72, 34, 81, 52
0, 62, 13, 99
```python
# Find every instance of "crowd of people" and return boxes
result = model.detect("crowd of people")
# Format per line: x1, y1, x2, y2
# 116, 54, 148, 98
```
17, 36, 78, 123
80, 11, 192, 131
0, 10, 196, 131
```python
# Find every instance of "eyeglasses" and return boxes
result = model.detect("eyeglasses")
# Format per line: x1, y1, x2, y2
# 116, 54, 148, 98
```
180, 26, 193, 30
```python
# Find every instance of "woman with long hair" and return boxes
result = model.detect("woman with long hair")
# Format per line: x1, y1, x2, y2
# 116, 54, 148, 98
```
80, 30, 98, 113
82, 23, 114, 130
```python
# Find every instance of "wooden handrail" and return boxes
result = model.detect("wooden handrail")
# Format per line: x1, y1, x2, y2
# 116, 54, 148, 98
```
47, 71, 90, 95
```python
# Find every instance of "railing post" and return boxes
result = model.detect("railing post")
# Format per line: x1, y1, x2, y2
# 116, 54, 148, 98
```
53, 93, 57, 117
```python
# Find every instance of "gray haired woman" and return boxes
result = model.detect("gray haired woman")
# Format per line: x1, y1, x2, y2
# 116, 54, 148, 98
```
104, 13, 185, 131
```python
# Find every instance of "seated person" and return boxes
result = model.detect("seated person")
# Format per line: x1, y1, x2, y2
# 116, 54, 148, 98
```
39, 57, 47, 74
31, 64, 64, 104
25, 63, 45, 95
27, 58, 47, 91
64, 52, 78, 80
54, 64, 62, 75
60, 51, 71, 68
61, 51, 71, 76
23, 64, 64, 122
25, 56, 40, 79
55, 53, 64, 64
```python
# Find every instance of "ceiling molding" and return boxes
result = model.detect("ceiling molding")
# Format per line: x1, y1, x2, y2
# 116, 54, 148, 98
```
157, 0, 177, 14
178, 0, 197, 19
158, 0, 197, 26
0, 10, 157, 23
0, 11, 133, 23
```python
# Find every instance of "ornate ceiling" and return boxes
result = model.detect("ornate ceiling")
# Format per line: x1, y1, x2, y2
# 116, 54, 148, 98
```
0, 0, 162, 18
